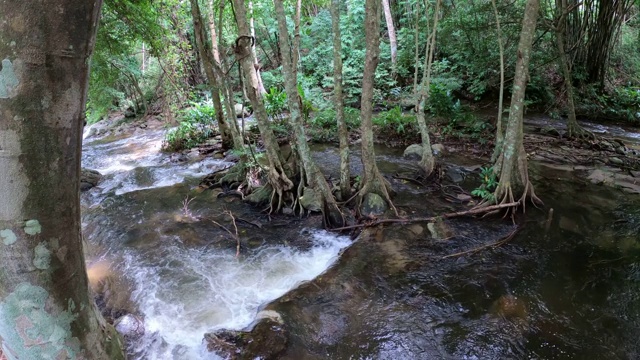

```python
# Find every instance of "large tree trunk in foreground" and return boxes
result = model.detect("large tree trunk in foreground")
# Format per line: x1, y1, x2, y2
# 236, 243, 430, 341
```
490, 0, 541, 208
381, 0, 397, 76
233, 0, 293, 211
190, 0, 243, 150
357, 0, 397, 214
331, 0, 351, 201
0, 0, 125, 359
274, 0, 344, 228
415, 0, 441, 178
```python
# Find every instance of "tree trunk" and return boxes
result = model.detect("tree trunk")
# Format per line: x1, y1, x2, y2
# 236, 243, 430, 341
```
274, 0, 344, 228
415, 0, 441, 177
208, 0, 222, 64
357, 0, 397, 214
491, 0, 506, 149
293, 0, 303, 72
189, 0, 236, 150
233, 0, 294, 210
331, 0, 351, 201
190, 0, 243, 149
0, 1, 125, 359
249, 1, 267, 95
381, 0, 398, 76
555, 0, 589, 139
490, 0, 542, 208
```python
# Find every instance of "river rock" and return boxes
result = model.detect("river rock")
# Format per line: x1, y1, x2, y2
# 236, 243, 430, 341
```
204, 317, 287, 360
403, 144, 446, 160
608, 157, 624, 166
114, 314, 145, 339
403, 144, 423, 160
234, 103, 252, 118
360, 193, 387, 217
431, 143, 446, 155
300, 187, 321, 212
427, 217, 454, 240
490, 295, 528, 320
80, 168, 102, 191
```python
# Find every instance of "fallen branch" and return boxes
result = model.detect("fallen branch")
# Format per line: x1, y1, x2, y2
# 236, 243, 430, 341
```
210, 210, 241, 257
441, 224, 522, 259
332, 202, 520, 231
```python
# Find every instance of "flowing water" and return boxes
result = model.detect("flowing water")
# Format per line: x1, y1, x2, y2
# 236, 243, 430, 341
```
81, 126, 352, 359
82, 120, 640, 359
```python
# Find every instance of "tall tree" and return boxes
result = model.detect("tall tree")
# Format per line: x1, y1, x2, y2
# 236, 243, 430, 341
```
489, 0, 542, 208
331, 0, 351, 201
553, 0, 592, 139
357, 0, 397, 214
0, 0, 125, 358
414, 0, 441, 177
381, 0, 398, 75
233, 0, 294, 211
189, 0, 243, 150
248, 1, 268, 95
491, 0, 506, 148
274, 0, 344, 227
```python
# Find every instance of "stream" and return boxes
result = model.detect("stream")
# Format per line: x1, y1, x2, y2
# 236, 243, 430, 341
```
81, 120, 640, 359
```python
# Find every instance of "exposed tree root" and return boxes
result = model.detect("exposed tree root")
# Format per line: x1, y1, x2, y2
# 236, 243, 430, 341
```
441, 223, 522, 259
332, 202, 519, 232
567, 121, 596, 141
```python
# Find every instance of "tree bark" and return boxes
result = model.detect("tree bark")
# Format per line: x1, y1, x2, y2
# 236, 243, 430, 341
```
190, 0, 244, 150
381, 0, 398, 76
415, 0, 441, 177
331, 0, 351, 201
249, 1, 268, 95
233, 0, 294, 210
491, 0, 506, 149
0, 0, 125, 358
554, 0, 589, 138
274, 0, 344, 228
293, 0, 303, 72
357, 0, 396, 214
491, 0, 541, 207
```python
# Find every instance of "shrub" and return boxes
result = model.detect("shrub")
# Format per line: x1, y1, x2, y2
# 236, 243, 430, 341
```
162, 103, 216, 152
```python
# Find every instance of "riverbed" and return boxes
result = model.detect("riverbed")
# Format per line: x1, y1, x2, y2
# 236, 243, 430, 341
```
81, 119, 640, 359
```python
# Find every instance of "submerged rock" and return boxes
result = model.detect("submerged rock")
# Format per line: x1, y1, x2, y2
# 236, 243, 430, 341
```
80, 168, 102, 191
114, 314, 145, 340
360, 193, 387, 216
427, 217, 454, 240
204, 317, 287, 360
490, 295, 528, 321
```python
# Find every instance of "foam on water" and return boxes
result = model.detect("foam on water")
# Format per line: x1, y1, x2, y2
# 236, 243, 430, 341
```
124, 230, 351, 359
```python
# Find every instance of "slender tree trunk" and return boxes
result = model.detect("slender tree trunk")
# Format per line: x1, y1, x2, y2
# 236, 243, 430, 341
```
331, 0, 351, 201
249, 1, 267, 95
491, 0, 506, 148
412, 0, 421, 97
490, 0, 542, 208
0, 0, 125, 358
274, 0, 344, 228
357, 0, 397, 214
293, 0, 303, 72
208, 0, 222, 64
233, 0, 294, 210
555, 0, 590, 138
415, 0, 441, 177
189, 0, 237, 149
381, 0, 398, 76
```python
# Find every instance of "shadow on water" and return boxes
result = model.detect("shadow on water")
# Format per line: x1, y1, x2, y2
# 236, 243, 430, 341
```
264, 154, 640, 359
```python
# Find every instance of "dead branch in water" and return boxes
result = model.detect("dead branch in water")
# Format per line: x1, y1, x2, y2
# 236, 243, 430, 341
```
210, 210, 241, 257
441, 224, 522, 259
331, 202, 520, 232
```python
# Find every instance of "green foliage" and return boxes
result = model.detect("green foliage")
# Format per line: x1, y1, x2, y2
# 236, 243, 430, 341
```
162, 103, 216, 152
264, 87, 288, 119
373, 106, 417, 135
307, 107, 361, 142
471, 166, 498, 202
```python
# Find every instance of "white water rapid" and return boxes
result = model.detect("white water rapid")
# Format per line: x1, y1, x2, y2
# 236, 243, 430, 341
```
82, 125, 352, 359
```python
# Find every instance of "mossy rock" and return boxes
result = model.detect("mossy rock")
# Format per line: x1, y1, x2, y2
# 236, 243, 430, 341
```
360, 193, 387, 217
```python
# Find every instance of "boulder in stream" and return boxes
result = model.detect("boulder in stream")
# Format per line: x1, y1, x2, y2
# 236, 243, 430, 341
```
403, 143, 446, 160
114, 314, 145, 340
80, 168, 102, 191
204, 317, 287, 360
360, 193, 387, 217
